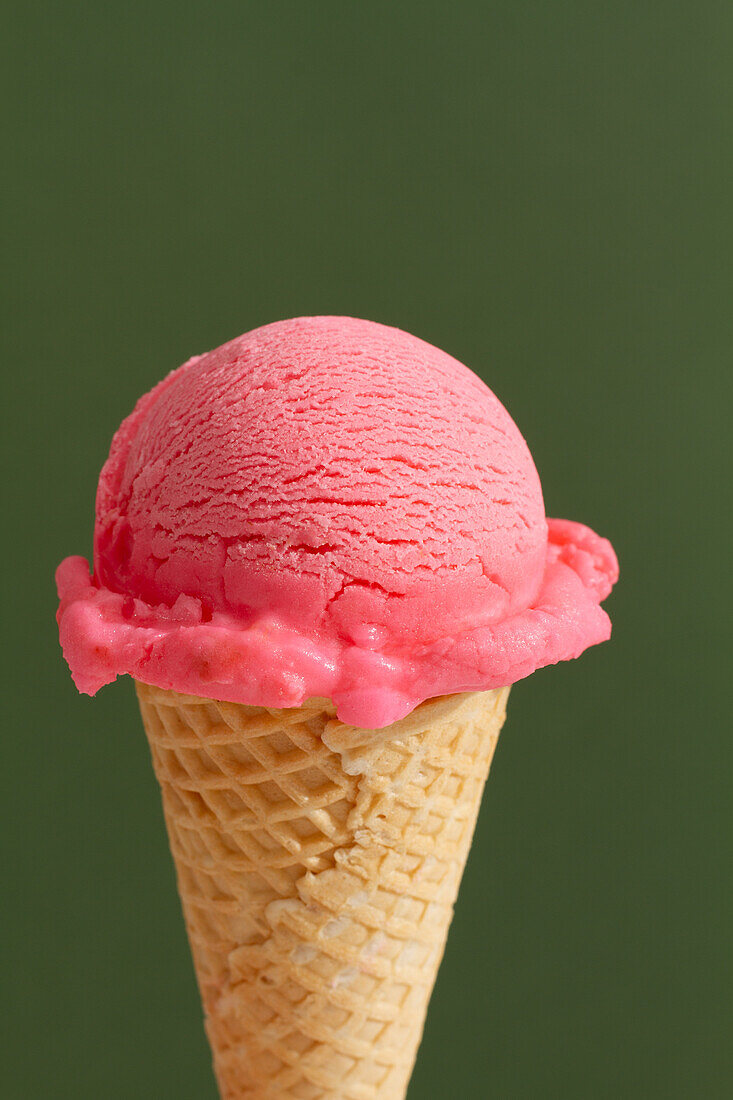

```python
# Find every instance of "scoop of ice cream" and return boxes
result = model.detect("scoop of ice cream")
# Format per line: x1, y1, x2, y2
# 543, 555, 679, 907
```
56, 316, 618, 727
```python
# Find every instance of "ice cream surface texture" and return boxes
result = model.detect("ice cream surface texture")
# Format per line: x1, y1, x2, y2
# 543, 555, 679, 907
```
56, 316, 617, 727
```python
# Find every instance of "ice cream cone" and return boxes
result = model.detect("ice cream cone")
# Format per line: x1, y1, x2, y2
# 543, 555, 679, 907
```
57, 316, 617, 1097
136, 681, 510, 1099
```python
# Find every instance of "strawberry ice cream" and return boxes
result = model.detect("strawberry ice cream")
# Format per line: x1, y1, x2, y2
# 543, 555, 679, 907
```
56, 316, 617, 727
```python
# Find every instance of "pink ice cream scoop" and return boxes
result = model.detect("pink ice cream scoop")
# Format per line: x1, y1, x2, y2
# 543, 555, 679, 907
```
56, 316, 618, 727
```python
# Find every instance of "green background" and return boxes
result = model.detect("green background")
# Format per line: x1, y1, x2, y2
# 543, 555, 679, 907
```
3, 2, 731, 1097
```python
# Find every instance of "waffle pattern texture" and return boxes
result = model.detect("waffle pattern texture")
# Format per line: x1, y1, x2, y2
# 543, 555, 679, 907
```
136, 682, 509, 1099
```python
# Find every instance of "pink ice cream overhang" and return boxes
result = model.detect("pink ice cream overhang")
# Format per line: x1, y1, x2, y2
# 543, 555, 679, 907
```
56, 316, 618, 728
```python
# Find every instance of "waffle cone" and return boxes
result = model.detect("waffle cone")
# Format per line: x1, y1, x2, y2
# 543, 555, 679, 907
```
136, 682, 509, 1099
